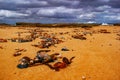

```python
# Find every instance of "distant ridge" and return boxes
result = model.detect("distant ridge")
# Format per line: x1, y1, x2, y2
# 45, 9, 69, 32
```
15, 22, 101, 28
0, 23, 11, 25
0, 22, 120, 27
0, 23, 12, 26
113, 23, 120, 26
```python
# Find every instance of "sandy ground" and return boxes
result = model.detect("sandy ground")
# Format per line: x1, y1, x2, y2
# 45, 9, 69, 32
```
0, 26, 120, 80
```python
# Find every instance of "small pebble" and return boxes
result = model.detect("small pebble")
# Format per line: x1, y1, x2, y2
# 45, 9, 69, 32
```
14, 72, 16, 74
82, 76, 86, 80
109, 44, 112, 46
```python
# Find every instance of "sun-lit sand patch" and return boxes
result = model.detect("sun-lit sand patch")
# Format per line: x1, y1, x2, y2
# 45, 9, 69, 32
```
0, 26, 120, 80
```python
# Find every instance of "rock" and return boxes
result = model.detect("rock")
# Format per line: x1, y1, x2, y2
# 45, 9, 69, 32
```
81, 76, 86, 80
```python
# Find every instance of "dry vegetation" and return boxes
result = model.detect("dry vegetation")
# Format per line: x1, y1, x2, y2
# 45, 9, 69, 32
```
15, 22, 100, 28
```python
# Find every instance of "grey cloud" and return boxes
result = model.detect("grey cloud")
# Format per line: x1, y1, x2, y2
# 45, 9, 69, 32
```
108, 0, 120, 8
0, 0, 120, 24
0, 2, 18, 10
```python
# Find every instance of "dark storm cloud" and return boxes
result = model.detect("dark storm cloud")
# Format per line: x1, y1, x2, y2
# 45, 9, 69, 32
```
36, 0, 106, 8
0, 0, 120, 24
18, 4, 46, 8
0, 2, 18, 10
108, 0, 120, 8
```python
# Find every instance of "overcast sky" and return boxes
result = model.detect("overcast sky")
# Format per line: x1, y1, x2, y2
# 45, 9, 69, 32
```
0, 0, 120, 24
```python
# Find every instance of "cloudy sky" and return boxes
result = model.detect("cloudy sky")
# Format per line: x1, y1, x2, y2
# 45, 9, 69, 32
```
0, 0, 120, 24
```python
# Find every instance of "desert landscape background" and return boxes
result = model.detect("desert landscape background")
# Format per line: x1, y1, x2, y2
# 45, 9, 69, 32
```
0, 25, 120, 80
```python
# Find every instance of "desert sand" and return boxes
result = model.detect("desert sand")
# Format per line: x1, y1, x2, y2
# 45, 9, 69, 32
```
0, 26, 120, 80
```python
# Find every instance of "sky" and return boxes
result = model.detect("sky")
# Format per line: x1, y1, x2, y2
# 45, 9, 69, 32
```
0, 0, 120, 24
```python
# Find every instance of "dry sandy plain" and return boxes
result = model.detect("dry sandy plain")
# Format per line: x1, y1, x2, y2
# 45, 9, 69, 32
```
0, 25, 120, 80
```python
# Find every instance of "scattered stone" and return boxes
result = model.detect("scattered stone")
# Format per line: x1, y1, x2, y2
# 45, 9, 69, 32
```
0, 38, 7, 42
116, 33, 120, 36
98, 29, 111, 33
101, 45, 103, 47
61, 47, 69, 51
116, 37, 120, 40
72, 34, 87, 40
109, 44, 112, 46
0, 46, 3, 49
13, 49, 27, 57
81, 76, 86, 80
14, 73, 16, 74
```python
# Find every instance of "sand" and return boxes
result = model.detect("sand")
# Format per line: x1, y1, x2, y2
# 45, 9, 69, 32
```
0, 26, 120, 80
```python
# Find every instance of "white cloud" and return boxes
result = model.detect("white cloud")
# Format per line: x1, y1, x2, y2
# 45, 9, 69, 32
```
78, 13, 95, 19
37, 8, 55, 16
104, 15, 120, 20
38, 1, 48, 5
98, 0, 110, 2
0, 10, 28, 17
87, 21, 96, 23
0, 0, 48, 5
0, 0, 30, 4
96, 5, 117, 14
25, 10, 32, 14
37, 6, 82, 16
96, 5, 111, 11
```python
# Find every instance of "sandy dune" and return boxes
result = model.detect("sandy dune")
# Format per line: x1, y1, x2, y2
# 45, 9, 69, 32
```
0, 26, 120, 80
